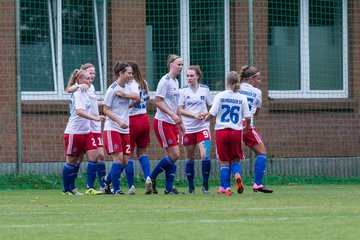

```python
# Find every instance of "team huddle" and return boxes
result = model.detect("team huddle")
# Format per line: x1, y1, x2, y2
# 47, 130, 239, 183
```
62, 55, 273, 196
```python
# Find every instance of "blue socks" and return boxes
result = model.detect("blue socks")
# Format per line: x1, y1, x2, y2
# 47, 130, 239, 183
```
69, 163, 80, 190
138, 155, 151, 179
185, 160, 195, 189
254, 154, 267, 185
124, 159, 134, 188
86, 161, 97, 189
150, 155, 172, 180
165, 161, 177, 192
109, 163, 122, 192
202, 158, 211, 186
220, 166, 231, 189
231, 162, 242, 176
186, 158, 211, 189
62, 163, 75, 192
97, 162, 106, 188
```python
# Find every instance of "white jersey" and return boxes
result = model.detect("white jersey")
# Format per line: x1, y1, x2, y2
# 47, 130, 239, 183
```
88, 84, 101, 133
64, 89, 92, 134
208, 90, 251, 131
103, 81, 131, 134
179, 84, 213, 134
154, 74, 180, 124
239, 82, 262, 126
129, 79, 148, 116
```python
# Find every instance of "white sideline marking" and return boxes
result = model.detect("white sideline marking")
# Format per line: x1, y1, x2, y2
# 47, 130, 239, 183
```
0, 206, 318, 216
1, 215, 359, 229
1, 205, 357, 216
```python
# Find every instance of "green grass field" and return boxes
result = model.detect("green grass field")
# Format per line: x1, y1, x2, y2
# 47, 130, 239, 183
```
1, 185, 359, 240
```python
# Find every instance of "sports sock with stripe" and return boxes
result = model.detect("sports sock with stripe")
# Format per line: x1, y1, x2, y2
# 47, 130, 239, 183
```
254, 154, 267, 185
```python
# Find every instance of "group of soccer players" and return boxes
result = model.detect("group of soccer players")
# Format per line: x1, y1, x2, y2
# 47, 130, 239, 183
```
62, 55, 272, 196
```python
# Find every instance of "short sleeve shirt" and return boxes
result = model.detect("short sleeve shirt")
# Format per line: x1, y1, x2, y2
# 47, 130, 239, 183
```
179, 84, 213, 133
154, 74, 180, 124
64, 89, 92, 134
209, 90, 251, 131
103, 82, 131, 134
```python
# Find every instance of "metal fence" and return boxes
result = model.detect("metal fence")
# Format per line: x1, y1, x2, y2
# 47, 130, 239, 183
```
0, 0, 359, 179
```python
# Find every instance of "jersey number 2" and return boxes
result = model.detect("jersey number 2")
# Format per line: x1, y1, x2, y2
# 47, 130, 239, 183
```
221, 105, 240, 124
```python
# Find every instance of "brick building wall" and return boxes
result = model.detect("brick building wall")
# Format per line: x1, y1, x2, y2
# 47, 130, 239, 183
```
0, 1, 359, 168
0, 0, 17, 163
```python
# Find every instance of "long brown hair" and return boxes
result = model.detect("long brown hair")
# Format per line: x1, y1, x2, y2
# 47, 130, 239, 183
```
127, 61, 148, 93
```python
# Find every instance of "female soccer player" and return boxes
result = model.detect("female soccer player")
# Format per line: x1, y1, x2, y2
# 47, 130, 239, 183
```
62, 69, 105, 195
205, 71, 251, 196
239, 65, 273, 193
66, 63, 106, 195
101, 62, 138, 195
179, 65, 213, 194
120, 61, 152, 194
150, 54, 185, 195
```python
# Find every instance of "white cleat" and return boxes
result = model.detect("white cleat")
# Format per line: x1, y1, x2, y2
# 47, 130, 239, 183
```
145, 177, 152, 195
128, 185, 136, 195
71, 188, 84, 196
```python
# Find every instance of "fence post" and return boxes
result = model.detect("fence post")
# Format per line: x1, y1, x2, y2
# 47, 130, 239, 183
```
15, 0, 22, 175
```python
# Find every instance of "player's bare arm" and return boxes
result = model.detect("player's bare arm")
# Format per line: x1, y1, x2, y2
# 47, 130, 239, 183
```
103, 105, 128, 129
66, 83, 89, 93
179, 106, 203, 120
115, 90, 140, 102
204, 112, 214, 122
243, 117, 251, 134
76, 109, 105, 121
154, 96, 182, 125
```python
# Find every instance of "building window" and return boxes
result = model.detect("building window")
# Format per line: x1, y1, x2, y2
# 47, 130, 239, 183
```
20, 0, 107, 100
146, 0, 228, 91
268, 0, 348, 99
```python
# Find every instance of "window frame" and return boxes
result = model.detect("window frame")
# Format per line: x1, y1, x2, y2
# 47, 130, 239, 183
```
176, 0, 230, 90
20, 0, 107, 101
268, 0, 348, 99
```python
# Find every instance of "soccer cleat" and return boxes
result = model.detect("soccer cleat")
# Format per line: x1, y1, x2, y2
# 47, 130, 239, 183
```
101, 176, 112, 194
235, 173, 244, 194
151, 179, 158, 194
188, 186, 195, 194
202, 184, 210, 194
224, 187, 233, 196
188, 188, 195, 194
113, 189, 125, 195
164, 189, 179, 195
85, 188, 102, 195
172, 187, 185, 194
145, 177, 152, 195
217, 186, 226, 194
253, 183, 273, 193
70, 188, 84, 196
62, 191, 75, 196
164, 187, 184, 195
128, 185, 136, 195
